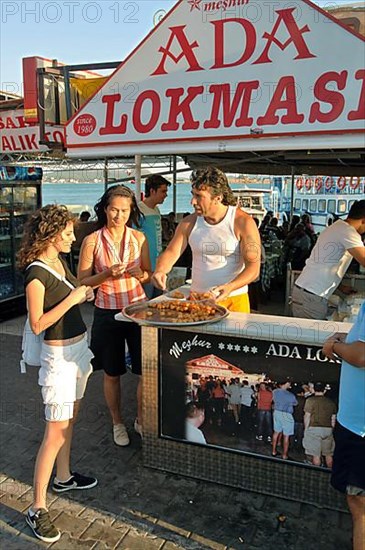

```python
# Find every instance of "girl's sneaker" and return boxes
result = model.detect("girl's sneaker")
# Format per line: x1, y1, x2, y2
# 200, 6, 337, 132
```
52, 472, 98, 493
26, 508, 61, 543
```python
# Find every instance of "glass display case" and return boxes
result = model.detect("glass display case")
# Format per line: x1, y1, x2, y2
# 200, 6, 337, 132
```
0, 166, 42, 303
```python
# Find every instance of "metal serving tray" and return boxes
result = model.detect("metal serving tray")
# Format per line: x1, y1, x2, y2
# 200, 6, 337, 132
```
115, 299, 229, 327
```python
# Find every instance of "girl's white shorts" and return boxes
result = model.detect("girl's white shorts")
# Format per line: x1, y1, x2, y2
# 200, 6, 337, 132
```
39, 334, 93, 422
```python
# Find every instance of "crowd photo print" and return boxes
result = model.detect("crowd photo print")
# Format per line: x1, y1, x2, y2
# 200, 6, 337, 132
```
160, 329, 341, 468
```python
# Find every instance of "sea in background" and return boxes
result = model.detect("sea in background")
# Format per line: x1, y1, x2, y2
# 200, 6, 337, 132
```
42, 182, 251, 216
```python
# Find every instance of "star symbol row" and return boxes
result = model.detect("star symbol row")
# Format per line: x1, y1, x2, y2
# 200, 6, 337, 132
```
217, 343, 258, 354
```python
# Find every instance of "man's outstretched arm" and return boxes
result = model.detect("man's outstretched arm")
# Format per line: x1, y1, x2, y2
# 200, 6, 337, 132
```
152, 216, 195, 290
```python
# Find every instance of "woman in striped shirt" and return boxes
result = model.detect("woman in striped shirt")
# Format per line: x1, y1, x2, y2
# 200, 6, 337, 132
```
78, 186, 151, 446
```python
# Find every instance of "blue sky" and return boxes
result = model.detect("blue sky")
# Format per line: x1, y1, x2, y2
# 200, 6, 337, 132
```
0, 0, 356, 94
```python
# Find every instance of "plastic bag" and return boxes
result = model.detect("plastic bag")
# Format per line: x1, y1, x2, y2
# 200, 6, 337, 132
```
20, 317, 44, 373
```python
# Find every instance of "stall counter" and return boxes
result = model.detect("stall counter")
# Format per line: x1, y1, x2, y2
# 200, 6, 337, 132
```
167, 310, 352, 344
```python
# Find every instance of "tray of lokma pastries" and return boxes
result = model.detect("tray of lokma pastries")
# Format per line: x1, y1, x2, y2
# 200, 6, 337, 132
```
118, 298, 228, 326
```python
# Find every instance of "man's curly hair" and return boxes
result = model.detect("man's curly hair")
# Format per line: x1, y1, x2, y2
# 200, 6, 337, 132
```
17, 204, 74, 271
190, 167, 237, 206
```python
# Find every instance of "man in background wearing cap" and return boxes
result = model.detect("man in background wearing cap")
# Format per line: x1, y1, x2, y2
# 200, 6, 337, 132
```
303, 382, 337, 468
292, 200, 365, 320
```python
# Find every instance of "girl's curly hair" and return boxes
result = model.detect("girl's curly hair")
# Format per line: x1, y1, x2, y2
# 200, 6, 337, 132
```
17, 204, 75, 271
190, 167, 237, 206
94, 185, 142, 229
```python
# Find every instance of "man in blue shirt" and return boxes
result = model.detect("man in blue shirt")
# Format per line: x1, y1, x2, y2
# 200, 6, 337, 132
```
322, 302, 365, 550
138, 175, 170, 298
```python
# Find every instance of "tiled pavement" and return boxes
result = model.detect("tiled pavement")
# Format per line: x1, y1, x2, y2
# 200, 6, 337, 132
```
0, 305, 353, 549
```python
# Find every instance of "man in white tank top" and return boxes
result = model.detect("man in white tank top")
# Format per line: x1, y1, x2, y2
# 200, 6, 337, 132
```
152, 167, 261, 312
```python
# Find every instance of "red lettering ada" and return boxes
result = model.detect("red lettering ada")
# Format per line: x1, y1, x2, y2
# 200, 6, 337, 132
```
151, 8, 316, 77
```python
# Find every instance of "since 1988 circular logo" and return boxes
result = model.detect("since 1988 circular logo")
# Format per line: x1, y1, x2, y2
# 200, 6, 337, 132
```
73, 114, 97, 136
